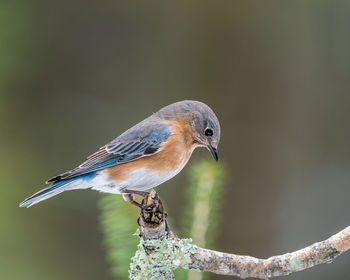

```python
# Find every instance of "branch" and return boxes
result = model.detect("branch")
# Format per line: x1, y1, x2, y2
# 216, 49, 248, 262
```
189, 226, 350, 278
129, 190, 350, 279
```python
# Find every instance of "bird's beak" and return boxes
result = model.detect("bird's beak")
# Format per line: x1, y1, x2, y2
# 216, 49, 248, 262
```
206, 140, 218, 162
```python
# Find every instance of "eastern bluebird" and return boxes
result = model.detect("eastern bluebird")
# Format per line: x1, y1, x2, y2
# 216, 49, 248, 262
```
20, 100, 221, 208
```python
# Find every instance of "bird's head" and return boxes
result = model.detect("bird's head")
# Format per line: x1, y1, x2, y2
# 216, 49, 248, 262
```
190, 104, 220, 161
157, 100, 221, 161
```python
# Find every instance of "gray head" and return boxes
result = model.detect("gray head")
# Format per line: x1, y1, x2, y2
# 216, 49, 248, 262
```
156, 100, 221, 161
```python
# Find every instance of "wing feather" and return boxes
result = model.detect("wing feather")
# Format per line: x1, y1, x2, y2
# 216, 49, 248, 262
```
46, 121, 172, 183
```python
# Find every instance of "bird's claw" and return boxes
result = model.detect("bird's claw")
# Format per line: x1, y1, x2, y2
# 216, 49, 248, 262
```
137, 216, 141, 226
165, 219, 171, 235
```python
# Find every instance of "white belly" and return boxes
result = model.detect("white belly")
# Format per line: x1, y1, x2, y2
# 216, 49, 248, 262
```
89, 165, 184, 194
118, 167, 183, 191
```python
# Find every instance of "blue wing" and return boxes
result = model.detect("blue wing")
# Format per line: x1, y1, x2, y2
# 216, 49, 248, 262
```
47, 120, 172, 183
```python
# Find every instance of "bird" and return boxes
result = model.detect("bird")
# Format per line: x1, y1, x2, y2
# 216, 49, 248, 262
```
19, 100, 221, 208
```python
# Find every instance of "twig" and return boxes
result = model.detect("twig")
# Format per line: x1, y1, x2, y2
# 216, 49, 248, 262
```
130, 190, 350, 279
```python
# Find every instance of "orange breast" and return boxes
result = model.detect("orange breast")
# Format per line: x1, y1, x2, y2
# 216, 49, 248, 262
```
107, 116, 197, 183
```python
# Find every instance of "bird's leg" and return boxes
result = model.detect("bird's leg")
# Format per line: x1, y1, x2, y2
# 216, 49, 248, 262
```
122, 194, 145, 209
120, 189, 150, 197
121, 190, 154, 211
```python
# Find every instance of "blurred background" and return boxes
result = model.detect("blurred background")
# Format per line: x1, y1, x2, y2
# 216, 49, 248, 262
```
1, 1, 350, 279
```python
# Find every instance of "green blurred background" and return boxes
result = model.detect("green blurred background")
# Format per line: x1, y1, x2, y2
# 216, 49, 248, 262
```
1, 1, 350, 279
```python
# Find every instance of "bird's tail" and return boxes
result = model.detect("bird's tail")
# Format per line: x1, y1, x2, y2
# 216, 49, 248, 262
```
19, 177, 83, 208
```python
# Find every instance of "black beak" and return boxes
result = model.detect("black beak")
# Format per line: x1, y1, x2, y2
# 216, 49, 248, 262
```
207, 142, 218, 162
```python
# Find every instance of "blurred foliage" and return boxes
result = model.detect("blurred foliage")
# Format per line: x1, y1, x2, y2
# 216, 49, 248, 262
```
176, 161, 225, 280
183, 161, 225, 247
99, 194, 140, 279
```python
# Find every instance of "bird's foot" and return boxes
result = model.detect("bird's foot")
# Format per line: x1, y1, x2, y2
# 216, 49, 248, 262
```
121, 189, 153, 210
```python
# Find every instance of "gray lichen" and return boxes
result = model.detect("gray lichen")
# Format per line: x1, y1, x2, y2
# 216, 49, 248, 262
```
288, 255, 302, 272
129, 230, 197, 280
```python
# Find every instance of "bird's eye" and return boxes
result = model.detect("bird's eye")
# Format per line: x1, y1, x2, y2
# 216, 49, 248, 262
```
205, 128, 213, 137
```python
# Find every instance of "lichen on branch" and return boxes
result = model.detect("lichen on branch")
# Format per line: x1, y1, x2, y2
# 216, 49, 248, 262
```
129, 230, 196, 280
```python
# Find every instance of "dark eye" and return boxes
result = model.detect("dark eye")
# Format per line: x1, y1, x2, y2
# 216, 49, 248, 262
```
205, 128, 213, 137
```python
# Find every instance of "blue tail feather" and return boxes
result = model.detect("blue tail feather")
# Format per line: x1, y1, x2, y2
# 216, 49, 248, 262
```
19, 172, 96, 208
